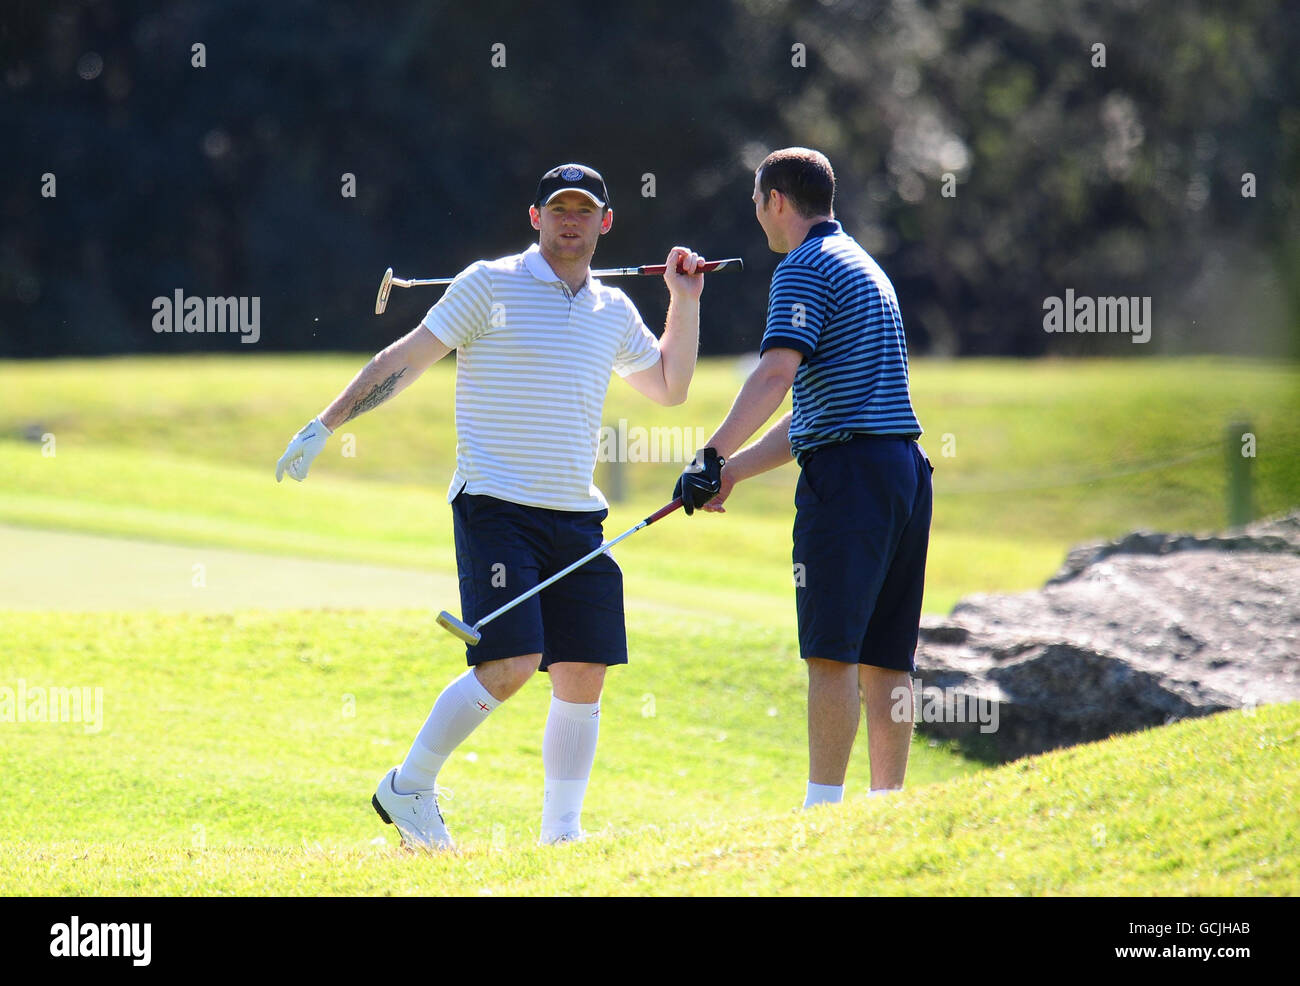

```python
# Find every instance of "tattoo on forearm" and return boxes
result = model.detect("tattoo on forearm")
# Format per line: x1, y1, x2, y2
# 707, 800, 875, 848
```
343, 367, 407, 423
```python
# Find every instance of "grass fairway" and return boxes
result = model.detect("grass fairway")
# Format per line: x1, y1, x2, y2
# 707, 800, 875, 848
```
0, 609, 982, 895
2, 355, 1297, 615
0, 524, 452, 611
1, 354, 1297, 896
1, 604, 1292, 895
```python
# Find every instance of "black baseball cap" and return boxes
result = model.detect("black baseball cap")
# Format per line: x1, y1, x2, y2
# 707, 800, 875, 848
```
535, 163, 610, 209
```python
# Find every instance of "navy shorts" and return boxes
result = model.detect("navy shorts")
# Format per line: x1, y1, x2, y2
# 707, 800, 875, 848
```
450, 492, 628, 669
792, 435, 933, 671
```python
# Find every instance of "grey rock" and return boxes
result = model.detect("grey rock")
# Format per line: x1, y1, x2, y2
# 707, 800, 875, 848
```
914, 510, 1300, 760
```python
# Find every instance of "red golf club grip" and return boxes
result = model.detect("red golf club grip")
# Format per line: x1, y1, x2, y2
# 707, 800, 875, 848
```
644, 498, 684, 525
639, 258, 743, 276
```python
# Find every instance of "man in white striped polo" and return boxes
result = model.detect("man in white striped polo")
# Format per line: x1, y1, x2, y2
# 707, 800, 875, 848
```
676, 147, 932, 808
276, 164, 706, 850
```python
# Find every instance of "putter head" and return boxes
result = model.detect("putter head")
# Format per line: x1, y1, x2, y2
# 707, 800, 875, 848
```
375, 267, 394, 315
436, 610, 481, 646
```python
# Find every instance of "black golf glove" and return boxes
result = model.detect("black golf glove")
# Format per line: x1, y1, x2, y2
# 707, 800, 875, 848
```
674, 447, 725, 515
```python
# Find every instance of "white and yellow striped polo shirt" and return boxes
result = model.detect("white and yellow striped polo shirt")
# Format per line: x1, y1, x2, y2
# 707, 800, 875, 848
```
423, 243, 663, 511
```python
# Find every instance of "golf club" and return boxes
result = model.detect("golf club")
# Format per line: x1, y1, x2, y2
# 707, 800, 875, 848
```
375, 257, 743, 314
436, 497, 684, 646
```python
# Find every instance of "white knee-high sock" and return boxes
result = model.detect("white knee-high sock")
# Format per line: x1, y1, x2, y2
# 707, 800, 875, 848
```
394, 669, 500, 794
540, 696, 600, 841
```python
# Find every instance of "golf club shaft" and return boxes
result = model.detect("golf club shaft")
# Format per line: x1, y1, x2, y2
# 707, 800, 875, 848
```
593, 257, 744, 277
471, 498, 683, 632
392, 275, 455, 287
393, 258, 742, 289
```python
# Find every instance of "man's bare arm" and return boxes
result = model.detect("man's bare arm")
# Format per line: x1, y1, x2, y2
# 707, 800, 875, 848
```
320, 326, 452, 430
705, 347, 801, 457
699, 412, 793, 514
673, 348, 799, 513
276, 325, 451, 483
655, 291, 702, 406
726, 411, 795, 481
622, 246, 703, 407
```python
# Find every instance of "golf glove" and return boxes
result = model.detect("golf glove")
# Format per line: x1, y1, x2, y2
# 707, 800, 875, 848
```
674, 447, 725, 515
275, 417, 332, 482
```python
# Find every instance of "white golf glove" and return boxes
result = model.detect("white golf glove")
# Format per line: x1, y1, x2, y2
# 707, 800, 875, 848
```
275, 417, 332, 482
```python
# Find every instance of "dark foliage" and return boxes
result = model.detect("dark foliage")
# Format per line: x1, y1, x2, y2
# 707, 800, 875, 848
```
1, 0, 1296, 357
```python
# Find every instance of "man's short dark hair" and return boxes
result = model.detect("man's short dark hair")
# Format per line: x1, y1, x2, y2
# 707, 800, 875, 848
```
757, 148, 835, 219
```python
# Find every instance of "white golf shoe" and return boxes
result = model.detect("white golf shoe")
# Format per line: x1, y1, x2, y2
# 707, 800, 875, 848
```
538, 829, 586, 847
372, 768, 454, 853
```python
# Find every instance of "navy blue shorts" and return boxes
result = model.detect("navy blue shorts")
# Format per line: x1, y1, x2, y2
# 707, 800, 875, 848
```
792, 435, 933, 671
450, 492, 628, 669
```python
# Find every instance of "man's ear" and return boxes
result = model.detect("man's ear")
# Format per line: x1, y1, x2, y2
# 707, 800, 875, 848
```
529, 205, 542, 231
600, 208, 614, 234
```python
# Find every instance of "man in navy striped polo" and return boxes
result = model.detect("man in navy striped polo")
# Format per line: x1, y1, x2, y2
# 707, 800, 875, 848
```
675, 147, 932, 808
277, 164, 707, 850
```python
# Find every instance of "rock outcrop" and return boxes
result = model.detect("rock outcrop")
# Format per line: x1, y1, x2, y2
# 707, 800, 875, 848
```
914, 511, 1300, 759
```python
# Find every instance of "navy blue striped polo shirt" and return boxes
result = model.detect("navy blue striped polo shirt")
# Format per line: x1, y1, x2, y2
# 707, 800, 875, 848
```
759, 220, 922, 462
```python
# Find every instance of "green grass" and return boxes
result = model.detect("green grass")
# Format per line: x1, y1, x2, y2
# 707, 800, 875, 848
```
2, 355, 1297, 615
0, 524, 452, 611
1, 354, 1296, 895
0, 609, 981, 894
1, 606, 1292, 894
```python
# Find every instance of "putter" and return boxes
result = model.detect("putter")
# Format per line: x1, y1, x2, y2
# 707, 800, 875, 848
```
436, 498, 684, 646
375, 258, 743, 314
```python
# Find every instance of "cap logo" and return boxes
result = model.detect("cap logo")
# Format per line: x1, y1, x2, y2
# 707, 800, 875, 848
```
560, 166, 583, 181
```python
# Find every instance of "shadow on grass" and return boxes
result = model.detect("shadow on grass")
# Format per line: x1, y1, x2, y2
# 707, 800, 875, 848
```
919, 728, 1006, 766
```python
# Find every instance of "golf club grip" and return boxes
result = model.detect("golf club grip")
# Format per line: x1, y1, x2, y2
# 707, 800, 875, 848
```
644, 498, 683, 525
638, 258, 743, 276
